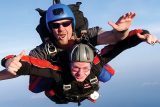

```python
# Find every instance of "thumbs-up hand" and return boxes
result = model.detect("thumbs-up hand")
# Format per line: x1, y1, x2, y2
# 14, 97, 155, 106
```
5, 50, 25, 75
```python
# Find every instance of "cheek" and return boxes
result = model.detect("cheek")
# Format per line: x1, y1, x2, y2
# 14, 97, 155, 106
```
66, 27, 73, 38
69, 29, 73, 35
85, 71, 90, 76
51, 30, 58, 38
71, 71, 76, 76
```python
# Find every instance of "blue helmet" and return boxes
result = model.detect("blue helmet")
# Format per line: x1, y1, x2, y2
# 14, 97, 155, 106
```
46, 3, 76, 32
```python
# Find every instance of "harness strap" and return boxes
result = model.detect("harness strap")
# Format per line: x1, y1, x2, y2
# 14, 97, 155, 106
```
62, 76, 99, 103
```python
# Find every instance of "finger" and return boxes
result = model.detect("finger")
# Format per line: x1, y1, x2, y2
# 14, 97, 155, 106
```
7, 68, 18, 75
14, 50, 26, 61
137, 33, 146, 40
146, 35, 152, 44
9, 71, 17, 76
131, 12, 136, 18
148, 35, 158, 44
123, 14, 127, 19
146, 35, 156, 44
127, 12, 134, 20
16, 62, 22, 68
127, 12, 131, 18
11, 61, 22, 69
108, 21, 119, 30
126, 12, 132, 17
6, 60, 22, 71
116, 13, 129, 24
156, 39, 160, 43
129, 12, 135, 16
7, 66, 19, 72
6, 64, 19, 72
116, 16, 123, 24
126, 12, 136, 20
123, 12, 132, 22
7, 60, 18, 67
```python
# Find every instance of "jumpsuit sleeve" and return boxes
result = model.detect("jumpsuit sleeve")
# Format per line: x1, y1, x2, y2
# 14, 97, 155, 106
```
87, 26, 102, 46
16, 56, 61, 82
100, 29, 150, 63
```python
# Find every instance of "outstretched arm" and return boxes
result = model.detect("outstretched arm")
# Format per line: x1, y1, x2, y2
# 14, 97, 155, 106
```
97, 12, 136, 45
0, 69, 18, 80
17, 55, 61, 80
100, 29, 160, 63
1, 51, 61, 80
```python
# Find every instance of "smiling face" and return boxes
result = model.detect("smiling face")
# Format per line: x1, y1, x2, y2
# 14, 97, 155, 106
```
50, 19, 73, 47
71, 62, 91, 82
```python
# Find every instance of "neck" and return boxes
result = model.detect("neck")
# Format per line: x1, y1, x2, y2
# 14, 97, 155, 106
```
57, 41, 75, 49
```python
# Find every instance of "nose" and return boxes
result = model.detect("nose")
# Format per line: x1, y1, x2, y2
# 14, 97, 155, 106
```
77, 69, 84, 75
58, 24, 65, 31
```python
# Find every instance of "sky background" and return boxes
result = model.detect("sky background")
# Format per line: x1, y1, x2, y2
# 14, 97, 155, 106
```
0, 0, 160, 107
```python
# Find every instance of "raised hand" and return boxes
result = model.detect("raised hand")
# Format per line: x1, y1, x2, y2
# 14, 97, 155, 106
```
108, 12, 136, 31
137, 33, 160, 45
5, 51, 25, 75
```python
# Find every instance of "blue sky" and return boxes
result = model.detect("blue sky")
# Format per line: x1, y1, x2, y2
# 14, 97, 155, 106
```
0, 0, 160, 107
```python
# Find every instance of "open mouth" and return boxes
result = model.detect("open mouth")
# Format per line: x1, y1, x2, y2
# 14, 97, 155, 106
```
58, 34, 66, 40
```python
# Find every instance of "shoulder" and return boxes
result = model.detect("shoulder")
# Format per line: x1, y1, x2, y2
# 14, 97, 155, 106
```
85, 26, 102, 46
87, 26, 102, 37
29, 43, 48, 59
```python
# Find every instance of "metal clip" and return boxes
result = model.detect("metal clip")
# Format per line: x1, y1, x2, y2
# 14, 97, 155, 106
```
63, 84, 71, 91
90, 77, 98, 85
45, 43, 57, 56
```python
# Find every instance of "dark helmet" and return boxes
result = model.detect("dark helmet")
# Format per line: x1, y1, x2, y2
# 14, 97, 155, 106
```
46, 3, 76, 32
70, 44, 94, 63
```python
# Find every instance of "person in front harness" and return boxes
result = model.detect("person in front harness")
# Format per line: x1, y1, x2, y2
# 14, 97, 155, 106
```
1, 43, 115, 106
43, 43, 115, 105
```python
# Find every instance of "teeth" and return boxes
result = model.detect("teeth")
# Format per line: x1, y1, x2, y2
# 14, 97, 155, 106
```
58, 35, 65, 39
58, 33, 66, 39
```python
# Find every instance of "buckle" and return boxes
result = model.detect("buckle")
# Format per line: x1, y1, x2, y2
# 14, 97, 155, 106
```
45, 43, 57, 56
90, 77, 98, 84
63, 84, 71, 91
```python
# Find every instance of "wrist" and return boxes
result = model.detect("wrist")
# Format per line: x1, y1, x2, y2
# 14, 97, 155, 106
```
141, 29, 150, 35
112, 29, 129, 41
